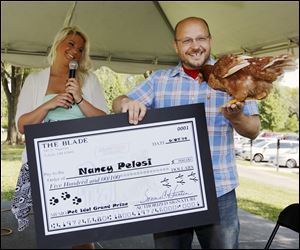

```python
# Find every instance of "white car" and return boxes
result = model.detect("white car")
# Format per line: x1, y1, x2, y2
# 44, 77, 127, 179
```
235, 138, 276, 157
240, 140, 299, 163
269, 147, 299, 168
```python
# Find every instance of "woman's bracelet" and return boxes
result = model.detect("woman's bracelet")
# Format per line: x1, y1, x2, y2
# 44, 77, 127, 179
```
76, 97, 84, 105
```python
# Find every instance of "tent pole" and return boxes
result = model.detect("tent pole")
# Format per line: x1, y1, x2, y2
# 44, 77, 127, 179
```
63, 1, 77, 27
153, 1, 175, 36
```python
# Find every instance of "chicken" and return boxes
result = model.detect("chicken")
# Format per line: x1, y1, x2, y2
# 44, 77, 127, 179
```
200, 54, 296, 104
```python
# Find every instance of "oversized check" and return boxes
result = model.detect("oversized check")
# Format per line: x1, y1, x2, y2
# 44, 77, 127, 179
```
25, 103, 219, 248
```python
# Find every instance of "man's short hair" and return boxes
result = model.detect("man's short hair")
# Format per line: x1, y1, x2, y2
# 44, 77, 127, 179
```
174, 17, 211, 40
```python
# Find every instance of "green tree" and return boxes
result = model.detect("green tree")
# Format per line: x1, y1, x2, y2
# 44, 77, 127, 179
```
1, 82, 8, 128
1, 62, 31, 144
259, 85, 289, 131
95, 66, 145, 113
281, 86, 299, 132
285, 114, 299, 132
282, 86, 299, 120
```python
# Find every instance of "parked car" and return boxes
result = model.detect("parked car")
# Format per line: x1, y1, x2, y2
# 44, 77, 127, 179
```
269, 147, 299, 168
240, 140, 299, 163
234, 136, 250, 156
235, 137, 276, 156
257, 131, 283, 139
282, 133, 299, 141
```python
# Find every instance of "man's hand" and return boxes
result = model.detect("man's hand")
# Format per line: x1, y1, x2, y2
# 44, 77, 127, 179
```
221, 101, 260, 140
114, 96, 147, 125
221, 101, 244, 121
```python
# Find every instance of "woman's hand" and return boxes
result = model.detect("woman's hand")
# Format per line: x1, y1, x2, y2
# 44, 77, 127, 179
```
65, 78, 82, 103
46, 93, 74, 110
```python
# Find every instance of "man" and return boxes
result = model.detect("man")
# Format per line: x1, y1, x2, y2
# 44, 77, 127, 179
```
113, 17, 260, 249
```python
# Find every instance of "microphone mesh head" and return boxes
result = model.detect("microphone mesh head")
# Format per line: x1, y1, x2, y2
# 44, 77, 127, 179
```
69, 60, 78, 70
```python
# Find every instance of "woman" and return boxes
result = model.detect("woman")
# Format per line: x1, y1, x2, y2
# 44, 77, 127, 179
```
11, 26, 108, 249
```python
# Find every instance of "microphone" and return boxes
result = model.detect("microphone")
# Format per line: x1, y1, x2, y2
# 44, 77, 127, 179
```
69, 60, 78, 78
68, 60, 78, 106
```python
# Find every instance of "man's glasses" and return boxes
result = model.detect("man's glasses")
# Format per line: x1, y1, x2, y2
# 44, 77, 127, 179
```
175, 35, 210, 46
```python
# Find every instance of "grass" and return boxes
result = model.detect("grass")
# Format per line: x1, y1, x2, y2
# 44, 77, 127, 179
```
1, 144, 24, 200
1, 144, 299, 222
236, 176, 298, 222
236, 158, 299, 222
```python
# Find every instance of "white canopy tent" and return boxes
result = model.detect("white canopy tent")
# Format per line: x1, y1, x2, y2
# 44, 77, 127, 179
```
1, 1, 299, 74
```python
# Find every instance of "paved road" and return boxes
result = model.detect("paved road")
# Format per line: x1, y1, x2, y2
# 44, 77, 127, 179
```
237, 161, 299, 192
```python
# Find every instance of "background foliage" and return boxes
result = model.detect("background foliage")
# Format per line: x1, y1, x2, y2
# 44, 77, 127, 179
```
95, 66, 145, 113
258, 84, 299, 132
1, 64, 299, 135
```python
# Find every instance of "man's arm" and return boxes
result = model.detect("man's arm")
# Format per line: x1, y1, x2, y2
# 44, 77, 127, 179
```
112, 95, 128, 113
229, 114, 260, 139
222, 102, 260, 140
112, 95, 147, 125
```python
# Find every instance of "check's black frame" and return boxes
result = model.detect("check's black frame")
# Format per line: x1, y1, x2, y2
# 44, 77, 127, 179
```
25, 103, 219, 248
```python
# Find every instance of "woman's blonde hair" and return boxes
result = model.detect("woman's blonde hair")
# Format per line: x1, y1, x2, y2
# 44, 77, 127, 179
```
47, 26, 92, 86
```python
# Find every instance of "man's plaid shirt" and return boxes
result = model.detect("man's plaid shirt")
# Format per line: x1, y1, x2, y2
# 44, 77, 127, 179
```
127, 62, 259, 197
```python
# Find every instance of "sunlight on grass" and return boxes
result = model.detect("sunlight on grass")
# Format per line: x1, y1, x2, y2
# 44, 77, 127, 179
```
237, 176, 299, 222
1, 144, 24, 161
1, 160, 21, 200
1, 144, 24, 200
237, 198, 282, 222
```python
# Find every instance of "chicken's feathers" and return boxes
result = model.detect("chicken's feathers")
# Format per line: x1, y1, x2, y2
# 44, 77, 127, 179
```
223, 61, 250, 78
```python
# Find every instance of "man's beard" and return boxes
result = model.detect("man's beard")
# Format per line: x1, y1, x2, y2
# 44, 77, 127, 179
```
183, 49, 210, 69
183, 58, 208, 69
185, 60, 203, 69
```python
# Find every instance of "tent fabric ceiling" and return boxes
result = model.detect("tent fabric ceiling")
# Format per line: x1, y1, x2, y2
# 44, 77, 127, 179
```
1, 1, 299, 73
